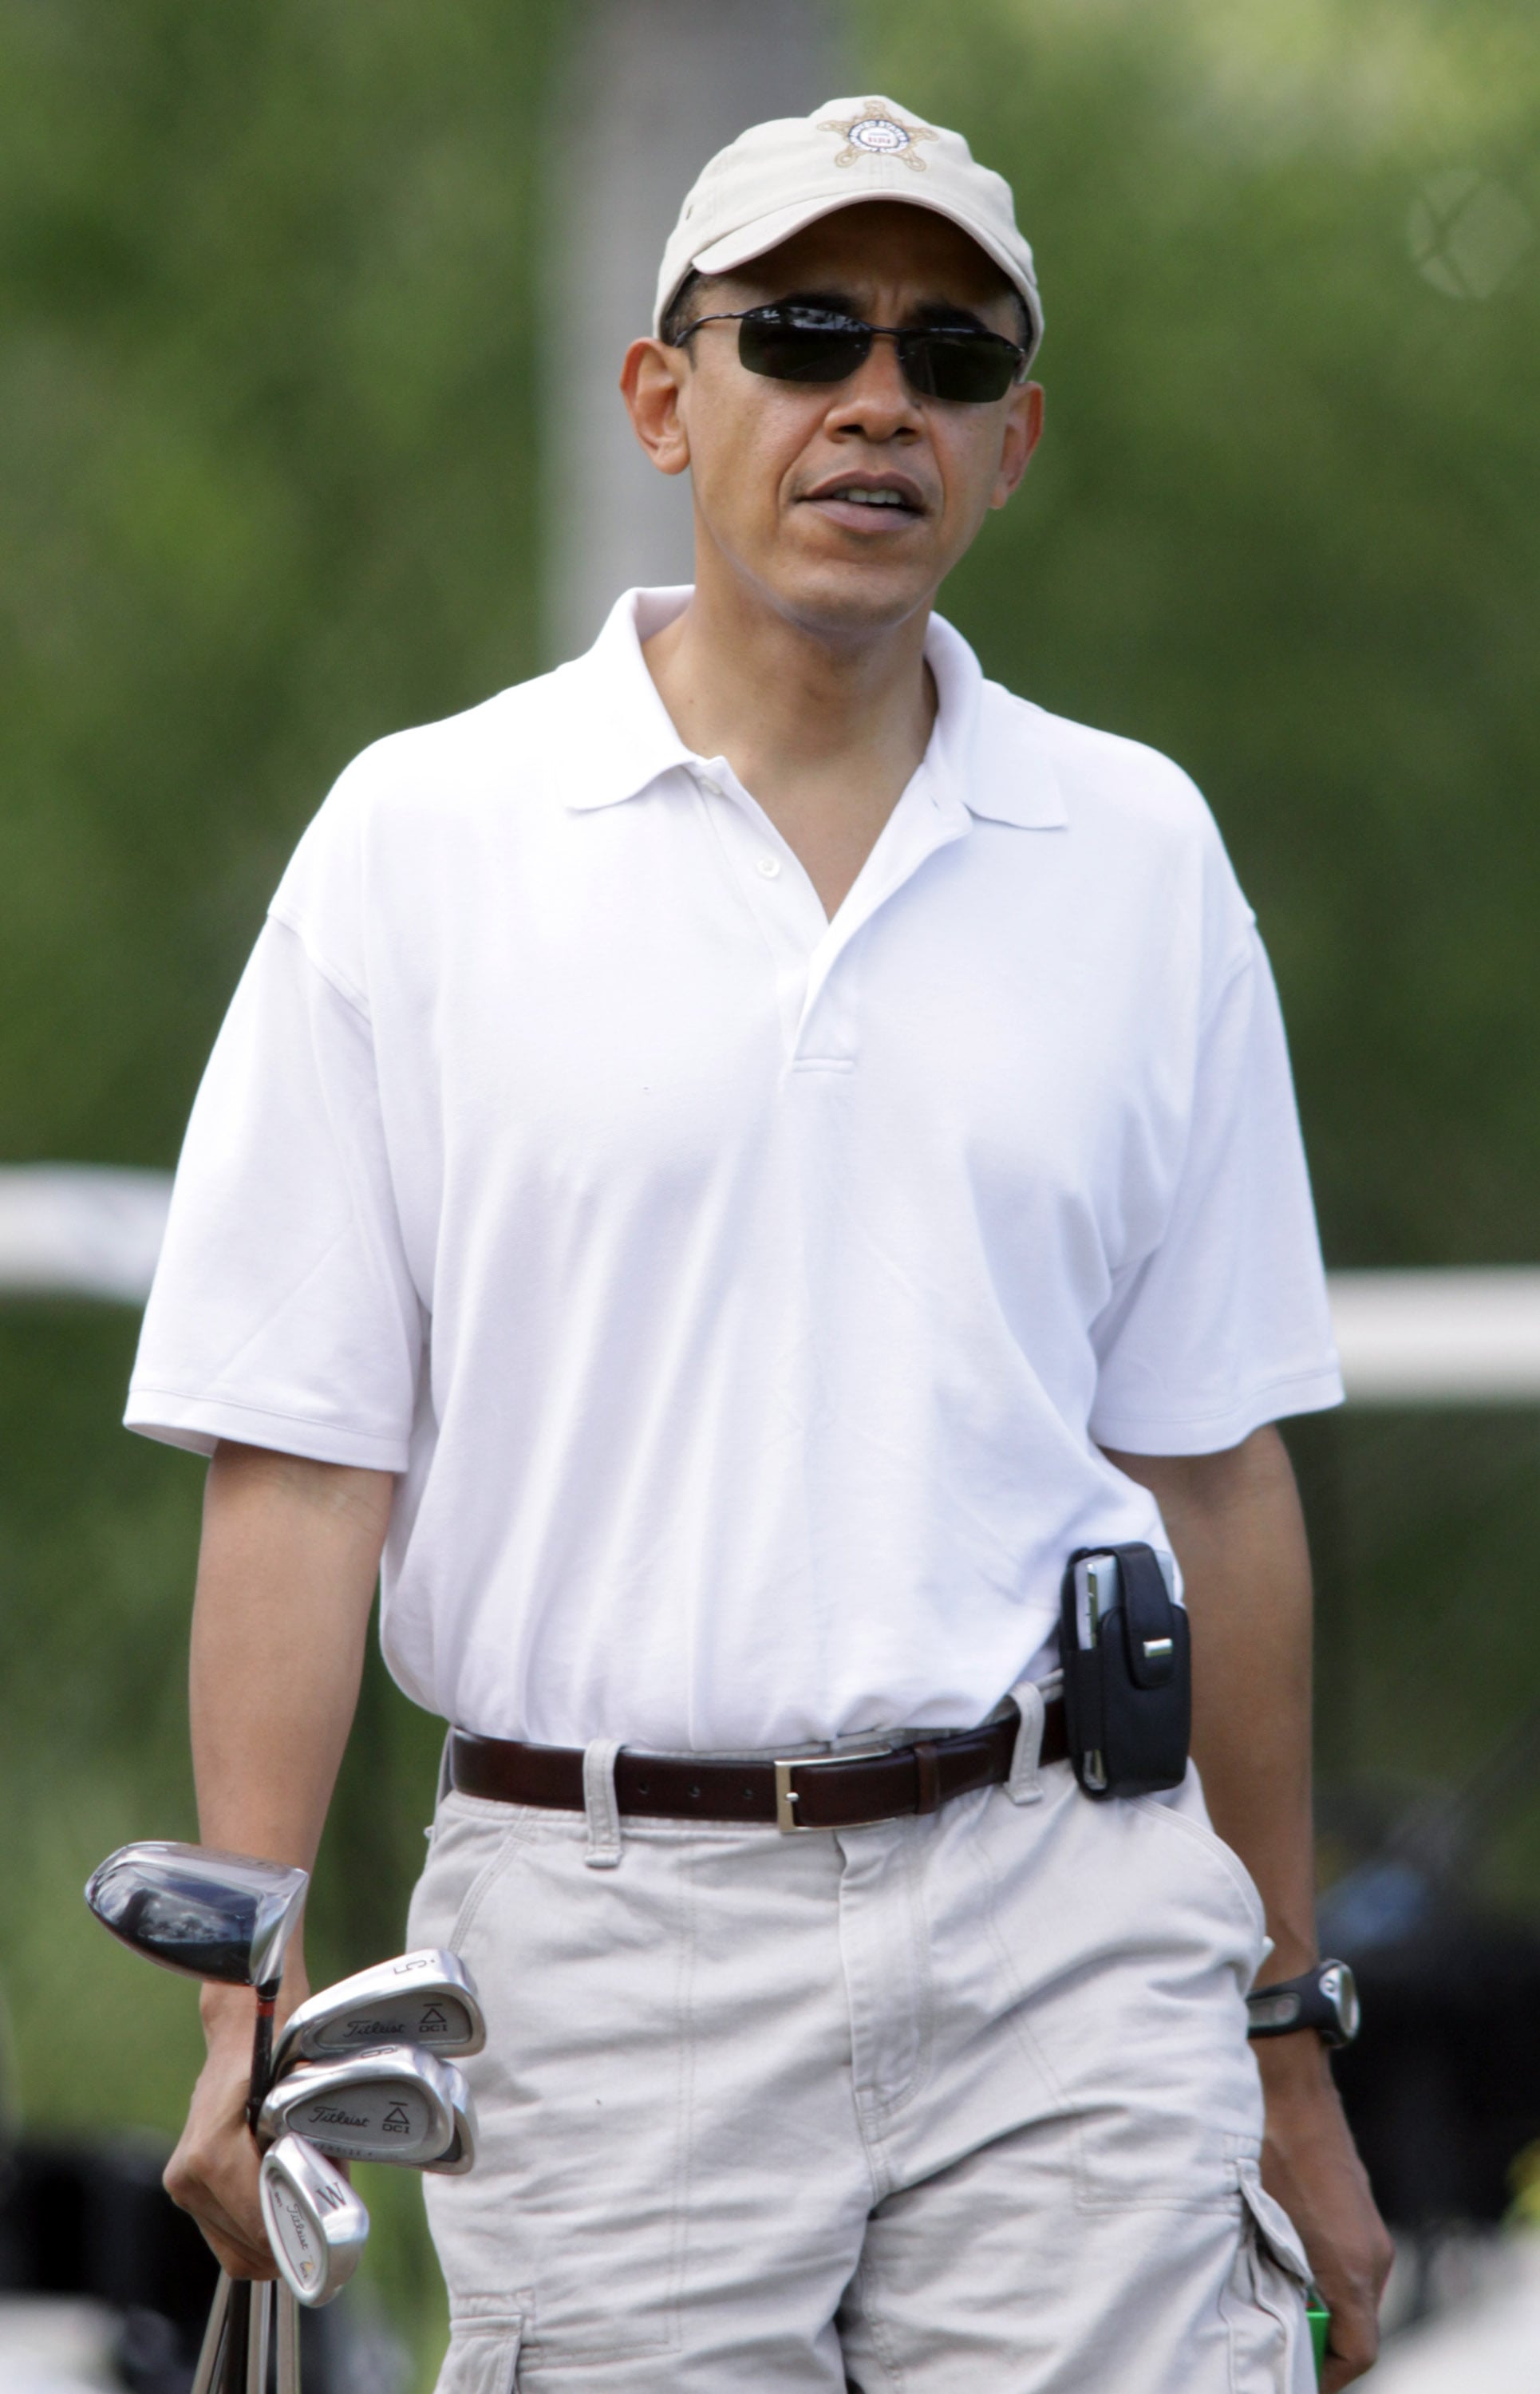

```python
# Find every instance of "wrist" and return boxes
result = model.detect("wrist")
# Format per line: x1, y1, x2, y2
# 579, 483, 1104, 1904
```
1256, 1926, 1318, 1985
199, 1983, 260, 2075
1254, 2024, 1337, 2104
199, 1978, 255, 2027
197, 1947, 310, 2025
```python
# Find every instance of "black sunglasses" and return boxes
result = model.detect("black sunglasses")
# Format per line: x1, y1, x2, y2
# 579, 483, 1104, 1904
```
677, 303, 1029, 405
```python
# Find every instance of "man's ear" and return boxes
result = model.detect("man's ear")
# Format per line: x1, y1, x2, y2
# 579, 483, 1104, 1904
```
621, 338, 693, 477
989, 380, 1044, 512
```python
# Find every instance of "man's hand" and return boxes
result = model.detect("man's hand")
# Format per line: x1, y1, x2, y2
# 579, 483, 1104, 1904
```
1258, 2036, 1394, 2389
164, 1983, 291, 2279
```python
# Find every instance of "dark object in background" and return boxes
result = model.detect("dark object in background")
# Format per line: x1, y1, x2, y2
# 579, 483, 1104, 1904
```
1321, 1702, 1540, 2230
0, 2135, 361, 2394
1327, 1890, 1540, 2226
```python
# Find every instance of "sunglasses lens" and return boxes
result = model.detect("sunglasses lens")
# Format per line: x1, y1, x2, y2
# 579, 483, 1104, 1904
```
733, 310, 1021, 402
737, 311, 870, 385
901, 331, 1018, 404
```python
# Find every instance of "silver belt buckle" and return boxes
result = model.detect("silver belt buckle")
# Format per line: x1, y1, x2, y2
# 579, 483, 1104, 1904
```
774, 1740, 905, 1835
773, 1752, 848, 1833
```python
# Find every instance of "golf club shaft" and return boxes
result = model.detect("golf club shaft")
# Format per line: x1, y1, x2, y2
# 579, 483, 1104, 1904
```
191, 2270, 232, 2394
248, 2278, 272, 2394
276, 2283, 301, 2394
219, 2279, 251, 2394
233, 1974, 282, 2391
249, 1981, 279, 2131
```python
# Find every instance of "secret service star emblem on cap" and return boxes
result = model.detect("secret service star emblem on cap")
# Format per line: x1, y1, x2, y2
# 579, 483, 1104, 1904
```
819, 102, 940, 173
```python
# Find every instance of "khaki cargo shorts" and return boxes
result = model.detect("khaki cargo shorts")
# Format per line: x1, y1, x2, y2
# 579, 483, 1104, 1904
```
408, 1733, 1314, 2392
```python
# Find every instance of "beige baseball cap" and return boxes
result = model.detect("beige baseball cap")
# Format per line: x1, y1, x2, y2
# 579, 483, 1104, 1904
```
654, 97, 1043, 363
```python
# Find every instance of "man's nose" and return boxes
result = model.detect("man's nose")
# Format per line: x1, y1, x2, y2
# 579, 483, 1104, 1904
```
823, 334, 922, 437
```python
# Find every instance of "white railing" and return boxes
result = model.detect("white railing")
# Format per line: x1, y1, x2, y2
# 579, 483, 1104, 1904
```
0, 1166, 172, 1304
1328, 1268, 1540, 1403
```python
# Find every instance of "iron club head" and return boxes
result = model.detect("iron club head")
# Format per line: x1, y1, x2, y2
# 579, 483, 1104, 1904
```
259, 2043, 472, 2167
424, 2070, 478, 2176
85, 1842, 309, 1994
259, 2135, 370, 2306
273, 1949, 484, 2078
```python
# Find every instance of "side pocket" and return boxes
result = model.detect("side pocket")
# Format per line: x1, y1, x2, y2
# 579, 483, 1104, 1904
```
405, 1794, 536, 1960
1131, 1783, 1267, 1952
435, 2302, 528, 2394
1222, 2171, 1315, 2393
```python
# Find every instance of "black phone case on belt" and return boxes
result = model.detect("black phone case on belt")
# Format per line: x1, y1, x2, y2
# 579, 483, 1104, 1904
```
1060, 1543, 1191, 1799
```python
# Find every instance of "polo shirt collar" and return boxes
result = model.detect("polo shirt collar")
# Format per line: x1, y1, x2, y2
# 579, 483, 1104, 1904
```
562, 586, 1066, 831
922, 613, 1067, 831
560, 587, 699, 812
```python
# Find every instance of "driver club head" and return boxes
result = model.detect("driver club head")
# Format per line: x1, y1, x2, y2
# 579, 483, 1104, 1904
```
259, 2135, 370, 2306
273, 1949, 484, 2079
258, 2044, 471, 2167
85, 1842, 309, 1992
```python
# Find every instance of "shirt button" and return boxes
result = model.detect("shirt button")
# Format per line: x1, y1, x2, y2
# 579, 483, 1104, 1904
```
701, 777, 723, 797
756, 855, 781, 879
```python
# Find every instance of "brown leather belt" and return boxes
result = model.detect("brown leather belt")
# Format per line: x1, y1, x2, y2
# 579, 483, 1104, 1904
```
450, 1698, 1067, 1833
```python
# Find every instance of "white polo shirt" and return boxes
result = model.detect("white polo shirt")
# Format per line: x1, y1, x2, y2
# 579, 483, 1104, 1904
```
128, 587, 1341, 1752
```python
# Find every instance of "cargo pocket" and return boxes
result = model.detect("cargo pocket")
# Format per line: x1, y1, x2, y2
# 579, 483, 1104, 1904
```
435, 2301, 528, 2394
1222, 2171, 1316, 2393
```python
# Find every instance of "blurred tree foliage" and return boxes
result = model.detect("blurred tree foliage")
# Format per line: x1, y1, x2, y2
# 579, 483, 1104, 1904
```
2, 0, 1540, 2371
867, 0, 1540, 1267
0, 0, 554, 1168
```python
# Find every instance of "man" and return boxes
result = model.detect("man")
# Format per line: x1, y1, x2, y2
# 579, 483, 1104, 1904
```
134, 98, 1391, 2391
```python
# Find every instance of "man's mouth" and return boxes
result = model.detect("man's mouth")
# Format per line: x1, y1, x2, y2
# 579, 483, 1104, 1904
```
800, 475, 927, 523
823, 486, 910, 509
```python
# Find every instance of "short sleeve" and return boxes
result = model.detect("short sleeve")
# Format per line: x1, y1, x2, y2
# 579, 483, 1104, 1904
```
1087, 930, 1342, 1455
125, 915, 422, 1468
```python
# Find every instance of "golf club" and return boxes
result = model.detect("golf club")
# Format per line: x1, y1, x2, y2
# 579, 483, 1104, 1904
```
259, 2135, 370, 2307
258, 2043, 471, 2168
425, 2080, 477, 2177
273, 1948, 484, 2077
247, 2279, 271, 2394
276, 2283, 302, 2394
189, 2266, 232, 2394
85, 1841, 309, 2394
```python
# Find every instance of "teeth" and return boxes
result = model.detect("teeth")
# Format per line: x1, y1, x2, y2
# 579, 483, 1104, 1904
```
829, 487, 907, 507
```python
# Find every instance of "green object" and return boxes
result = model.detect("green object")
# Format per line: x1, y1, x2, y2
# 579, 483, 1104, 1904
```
1307, 2298, 1330, 2377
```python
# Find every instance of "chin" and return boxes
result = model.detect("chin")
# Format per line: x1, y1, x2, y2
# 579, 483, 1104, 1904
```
762, 559, 935, 642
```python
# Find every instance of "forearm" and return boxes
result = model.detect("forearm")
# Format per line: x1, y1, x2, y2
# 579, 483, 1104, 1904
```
1105, 1423, 1317, 1981
167, 1440, 394, 2271
191, 1440, 394, 2001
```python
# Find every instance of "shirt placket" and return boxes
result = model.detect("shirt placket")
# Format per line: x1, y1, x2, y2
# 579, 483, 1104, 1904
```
691, 758, 829, 1059
692, 756, 973, 1073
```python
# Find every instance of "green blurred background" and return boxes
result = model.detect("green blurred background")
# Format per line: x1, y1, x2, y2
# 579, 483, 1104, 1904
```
2, 0, 1538, 2378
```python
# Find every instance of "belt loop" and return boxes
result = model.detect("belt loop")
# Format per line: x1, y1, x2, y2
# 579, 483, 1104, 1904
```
1005, 1683, 1046, 1806
582, 1739, 624, 1868
426, 1728, 456, 1844
913, 1741, 942, 1815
